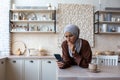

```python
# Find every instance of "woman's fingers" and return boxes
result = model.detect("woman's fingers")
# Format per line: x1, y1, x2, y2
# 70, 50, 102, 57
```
57, 61, 64, 67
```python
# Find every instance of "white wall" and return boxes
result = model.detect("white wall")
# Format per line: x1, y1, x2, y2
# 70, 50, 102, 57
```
0, 0, 10, 56
0, 0, 120, 56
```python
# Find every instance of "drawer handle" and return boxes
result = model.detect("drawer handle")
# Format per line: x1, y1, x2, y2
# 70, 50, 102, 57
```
47, 61, 51, 63
1, 61, 4, 64
30, 60, 33, 63
13, 61, 16, 63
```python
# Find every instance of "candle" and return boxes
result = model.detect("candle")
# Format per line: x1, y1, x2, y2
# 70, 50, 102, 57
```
99, 0, 101, 4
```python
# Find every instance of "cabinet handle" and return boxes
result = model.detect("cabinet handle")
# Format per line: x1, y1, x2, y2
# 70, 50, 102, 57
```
30, 60, 33, 63
47, 61, 51, 63
13, 60, 16, 63
1, 61, 4, 64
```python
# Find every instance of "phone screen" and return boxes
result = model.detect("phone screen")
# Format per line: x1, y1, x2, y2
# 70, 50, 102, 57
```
54, 54, 63, 61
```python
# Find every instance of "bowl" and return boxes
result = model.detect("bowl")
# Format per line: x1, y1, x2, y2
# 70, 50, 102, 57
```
104, 51, 115, 55
94, 51, 104, 56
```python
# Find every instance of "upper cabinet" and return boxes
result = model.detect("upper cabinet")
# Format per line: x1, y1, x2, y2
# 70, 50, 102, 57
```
94, 10, 120, 34
10, 7, 56, 33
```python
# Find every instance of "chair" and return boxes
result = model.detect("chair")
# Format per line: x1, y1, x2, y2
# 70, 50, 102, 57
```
96, 55, 119, 66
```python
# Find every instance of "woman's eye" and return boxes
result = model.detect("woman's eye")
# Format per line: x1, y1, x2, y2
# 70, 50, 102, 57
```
65, 35, 72, 38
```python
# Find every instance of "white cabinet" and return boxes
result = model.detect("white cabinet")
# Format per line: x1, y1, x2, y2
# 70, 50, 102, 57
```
6, 59, 24, 80
6, 58, 56, 80
0, 59, 5, 80
42, 59, 56, 80
91, 57, 97, 64
24, 59, 41, 80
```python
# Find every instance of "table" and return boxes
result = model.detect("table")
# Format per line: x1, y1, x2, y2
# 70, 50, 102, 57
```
57, 65, 120, 80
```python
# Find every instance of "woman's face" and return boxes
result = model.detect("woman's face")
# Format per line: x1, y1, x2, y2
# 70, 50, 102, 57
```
64, 32, 77, 44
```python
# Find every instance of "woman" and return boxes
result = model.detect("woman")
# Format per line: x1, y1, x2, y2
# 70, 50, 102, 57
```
57, 24, 92, 69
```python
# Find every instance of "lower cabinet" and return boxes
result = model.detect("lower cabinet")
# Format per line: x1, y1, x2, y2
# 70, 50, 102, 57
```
42, 59, 56, 80
0, 59, 5, 80
6, 58, 56, 80
91, 58, 97, 63
24, 59, 41, 80
6, 59, 24, 80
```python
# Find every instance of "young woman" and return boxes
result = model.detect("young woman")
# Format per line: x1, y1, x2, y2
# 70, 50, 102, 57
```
57, 24, 92, 69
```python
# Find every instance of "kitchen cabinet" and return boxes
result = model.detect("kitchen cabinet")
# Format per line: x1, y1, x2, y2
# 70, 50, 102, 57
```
94, 10, 120, 34
6, 58, 56, 80
24, 59, 41, 80
6, 59, 24, 80
10, 8, 56, 33
91, 58, 97, 64
42, 59, 56, 80
0, 58, 5, 80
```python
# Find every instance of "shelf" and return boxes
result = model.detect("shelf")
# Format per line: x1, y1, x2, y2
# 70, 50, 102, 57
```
94, 10, 120, 34
94, 21, 120, 24
10, 8, 56, 33
95, 32, 120, 34
10, 9, 56, 12
10, 20, 55, 23
95, 10, 120, 14
10, 31, 56, 33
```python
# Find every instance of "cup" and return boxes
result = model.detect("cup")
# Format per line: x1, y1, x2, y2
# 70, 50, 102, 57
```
88, 63, 97, 72
102, 24, 107, 32
111, 17, 116, 22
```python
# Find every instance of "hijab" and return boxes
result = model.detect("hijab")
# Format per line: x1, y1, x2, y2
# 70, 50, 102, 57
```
64, 24, 82, 57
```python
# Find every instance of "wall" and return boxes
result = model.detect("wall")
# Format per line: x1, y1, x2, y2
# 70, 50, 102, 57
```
0, 0, 120, 56
0, 0, 10, 56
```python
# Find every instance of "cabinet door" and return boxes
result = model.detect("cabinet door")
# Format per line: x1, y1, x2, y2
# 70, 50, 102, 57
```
24, 59, 41, 80
0, 59, 5, 80
91, 58, 97, 64
6, 59, 24, 80
42, 59, 56, 80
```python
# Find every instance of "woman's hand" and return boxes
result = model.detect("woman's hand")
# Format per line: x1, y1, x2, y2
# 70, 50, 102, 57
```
67, 41, 78, 57
67, 41, 75, 53
57, 61, 64, 68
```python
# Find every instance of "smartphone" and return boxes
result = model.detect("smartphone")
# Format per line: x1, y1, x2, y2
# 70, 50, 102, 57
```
54, 54, 63, 61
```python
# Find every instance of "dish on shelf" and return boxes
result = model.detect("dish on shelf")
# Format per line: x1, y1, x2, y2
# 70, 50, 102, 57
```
40, 25, 49, 32
27, 13, 37, 20
12, 41, 26, 55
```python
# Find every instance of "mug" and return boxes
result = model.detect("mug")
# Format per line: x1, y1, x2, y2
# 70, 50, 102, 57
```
88, 63, 97, 71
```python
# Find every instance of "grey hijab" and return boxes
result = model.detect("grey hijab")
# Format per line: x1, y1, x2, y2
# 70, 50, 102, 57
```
64, 24, 82, 57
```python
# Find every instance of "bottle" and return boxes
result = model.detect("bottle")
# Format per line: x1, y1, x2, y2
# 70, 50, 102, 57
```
12, 4, 16, 9
48, 3, 52, 10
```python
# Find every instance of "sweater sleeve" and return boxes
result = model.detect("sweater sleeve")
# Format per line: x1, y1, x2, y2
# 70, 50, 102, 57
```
60, 41, 72, 69
72, 40, 92, 68
60, 40, 92, 69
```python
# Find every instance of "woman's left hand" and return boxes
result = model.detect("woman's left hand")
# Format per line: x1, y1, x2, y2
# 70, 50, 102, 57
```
57, 61, 65, 68
67, 41, 75, 51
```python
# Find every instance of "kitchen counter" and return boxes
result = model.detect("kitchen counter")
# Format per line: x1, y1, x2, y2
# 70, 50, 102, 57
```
57, 65, 120, 80
7, 55, 55, 59
0, 55, 55, 59
0, 56, 6, 59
